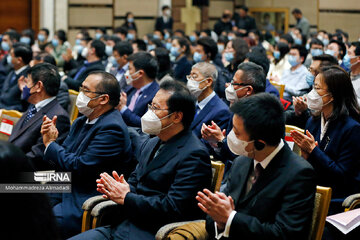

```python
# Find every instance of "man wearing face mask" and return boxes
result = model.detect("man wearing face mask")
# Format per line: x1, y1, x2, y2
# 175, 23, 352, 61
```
9, 63, 70, 170
155, 5, 173, 32
281, 44, 310, 101
187, 62, 230, 139
0, 31, 20, 89
0, 43, 32, 112
62, 40, 105, 91
117, 52, 159, 128
40, 71, 134, 238
70, 79, 212, 240
214, 10, 233, 36
303, 38, 324, 68
197, 93, 316, 240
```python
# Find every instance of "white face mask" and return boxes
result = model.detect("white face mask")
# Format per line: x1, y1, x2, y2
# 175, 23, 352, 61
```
225, 84, 248, 103
75, 91, 102, 117
124, 70, 140, 85
186, 76, 208, 98
306, 89, 331, 115
227, 130, 254, 157
81, 47, 88, 58
141, 109, 174, 135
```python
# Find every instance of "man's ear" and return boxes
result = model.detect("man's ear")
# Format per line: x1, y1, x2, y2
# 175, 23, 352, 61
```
172, 111, 183, 124
99, 94, 110, 105
246, 85, 254, 96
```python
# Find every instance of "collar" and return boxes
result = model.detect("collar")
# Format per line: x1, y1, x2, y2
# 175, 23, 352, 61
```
254, 139, 284, 170
15, 65, 28, 75
197, 91, 215, 110
320, 113, 330, 141
119, 62, 129, 72
291, 64, 306, 73
139, 81, 153, 92
84, 60, 101, 67
34, 96, 56, 112
85, 117, 99, 125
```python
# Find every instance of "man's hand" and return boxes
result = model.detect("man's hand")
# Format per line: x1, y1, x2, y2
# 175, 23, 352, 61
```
96, 171, 130, 205
201, 121, 226, 146
293, 96, 308, 116
62, 48, 73, 62
41, 115, 59, 147
116, 92, 127, 111
196, 189, 235, 231
18, 76, 25, 91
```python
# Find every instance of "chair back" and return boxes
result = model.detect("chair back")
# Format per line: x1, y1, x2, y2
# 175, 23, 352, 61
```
0, 110, 23, 141
270, 81, 285, 99
210, 159, 225, 192
309, 186, 332, 240
285, 125, 304, 156
68, 89, 79, 124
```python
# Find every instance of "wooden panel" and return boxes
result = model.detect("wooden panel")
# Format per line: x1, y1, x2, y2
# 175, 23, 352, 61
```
69, 7, 113, 27
173, 0, 186, 7
319, 12, 360, 41
173, 22, 186, 32
0, 0, 31, 32
319, 0, 360, 10
69, 0, 112, 4
114, 0, 158, 17
209, 0, 234, 18
114, 19, 156, 38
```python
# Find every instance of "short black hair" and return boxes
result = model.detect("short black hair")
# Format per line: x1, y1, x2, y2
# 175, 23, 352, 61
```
174, 29, 185, 37
280, 33, 294, 45
230, 93, 285, 146
292, 8, 302, 14
34, 52, 56, 66
131, 39, 147, 51
276, 42, 290, 59
13, 42, 33, 64
237, 62, 266, 93
197, 36, 218, 60
4, 31, 20, 42
290, 44, 308, 63
312, 54, 338, 65
159, 80, 195, 130
96, 27, 107, 35
55, 29, 67, 42
174, 37, 190, 56
113, 41, 133, 56
246, 49, 270, 75
239, 5, 249, 12
114, 27, 128, 35
39, 28, 49, 36
329, 39, 346, 59
162, 5, 170, 11
352, 42, 360, 56
310, 38, 324, 48
22, 29, 35, 46
128, 52, 158, 79
27, 63, 60, 96
90, 40, 106, 59
91, 71, 120, 107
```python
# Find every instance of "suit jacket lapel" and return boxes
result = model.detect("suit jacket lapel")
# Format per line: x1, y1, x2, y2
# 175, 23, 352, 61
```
136, 81, 158, 105
191, 95, 217, 129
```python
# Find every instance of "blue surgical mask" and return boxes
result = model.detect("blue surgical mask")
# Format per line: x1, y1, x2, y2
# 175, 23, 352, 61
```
288, 55, 299, 67
228, 36, 234, 41
127, 18, 134, 23
305, 43, 310, 50
52, 39, 59, 47
325, 49, 335, 57
323, 39, 329, 46
75, 39, 81, 45
274, 36, 280, 43
95, 33, 102, 40
294, 38, 302, 45
75, 45, 84, 54
20, 36, 31, 45
224, 52, 234, 62
164, 33, 170, 40
273, 51, 280, 60
189, 35, 196, 42
1, 41, 10, 52
166, 42, 172, 51
38, 34, 45, 42
305, 71, 315, 87
153, 34, 160, 39
147, 44, 156, 51
127, 33, 135, 40
193, 52, 203, 63
170, 46, 180, 57
343, 53, 351, 70
311, 49, 323, 57
105, 45, 113, 56
217, 44, 224, 53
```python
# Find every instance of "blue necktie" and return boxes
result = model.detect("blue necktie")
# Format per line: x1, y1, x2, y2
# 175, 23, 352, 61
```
22, 105, 37, 127
10, 72, 17, 85
194, 105, 200, 119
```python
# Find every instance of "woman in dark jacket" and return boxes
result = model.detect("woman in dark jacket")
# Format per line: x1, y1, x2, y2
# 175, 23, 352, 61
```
170, 37, 192, 83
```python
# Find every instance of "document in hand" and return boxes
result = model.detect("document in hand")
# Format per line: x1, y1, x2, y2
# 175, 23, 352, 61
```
326, 208, 360, 234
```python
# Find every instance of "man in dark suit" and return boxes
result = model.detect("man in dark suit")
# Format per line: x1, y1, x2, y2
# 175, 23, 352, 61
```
233, 5, 257, 36
62, 40, 105, 91
41, 71, 135, 238
117, 52, 159, 127
70, 80, 212, 240
197, 93, 316, 240
9, 63, 70, 170
110, 41, 133, 91
155, 5, 173, 31
0, 31, 20, 90
0, 43, 32, 112
187, 62, 230, 138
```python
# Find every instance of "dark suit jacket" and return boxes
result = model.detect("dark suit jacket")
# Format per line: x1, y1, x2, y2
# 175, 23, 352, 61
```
0, 67, 29, 111
44, 109, 134, 238
306, 116, 360, 199
122, 81, 159, 127
155, 16, 173, 31
191, 94, 230, 138
114, 129, 212, 239
64, 60, 105, 91
9, 99, 70, 170
206, 144, 316, 240
0, 53, 13, 90
173, 56, 192, 83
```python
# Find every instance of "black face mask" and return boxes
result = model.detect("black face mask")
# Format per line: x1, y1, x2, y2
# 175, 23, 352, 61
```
222, 14, 230, 19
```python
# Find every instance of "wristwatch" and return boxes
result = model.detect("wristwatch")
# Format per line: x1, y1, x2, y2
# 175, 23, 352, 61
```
216, 138, 226, 148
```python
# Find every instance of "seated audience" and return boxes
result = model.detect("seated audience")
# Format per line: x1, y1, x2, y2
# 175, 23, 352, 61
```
70, 80, 212, 240
326, 39, 347, 71
170, 36, 192, 83
48, 29, 70, 68
9, 63, 70, 170
150, 47, 173, 82
187, 62, 230, 138
40, 71, 134, 238
0, 31, 20, 88
198, 93, 316, 239
291, 66, 360, 213
0, 42, 32, 111
304, 38, 324, 67
268, 42, 290, 82
117, 52, 159, 128
131, 39, 147, 53
214, 10, 233, 36
110, 41, 133, 90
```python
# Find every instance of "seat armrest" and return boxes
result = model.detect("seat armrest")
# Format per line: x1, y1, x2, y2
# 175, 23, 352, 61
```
82, 195, 108, 211
155, 220, 205, 240
342, 193, 360, 210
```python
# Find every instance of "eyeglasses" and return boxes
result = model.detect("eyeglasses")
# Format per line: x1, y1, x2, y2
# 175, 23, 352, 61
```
148, 104, 169, 111
230, 80, 248, 87
79, 87, 106, 95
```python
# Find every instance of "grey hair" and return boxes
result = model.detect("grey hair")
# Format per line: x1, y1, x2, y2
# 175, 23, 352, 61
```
192, 62, 218, 89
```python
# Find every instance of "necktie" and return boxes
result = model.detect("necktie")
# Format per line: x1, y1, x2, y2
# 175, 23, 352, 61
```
251, 163, 264, 185
22, 105, 37, 127
128, 89, 141, 111
10, 72, 17, 85
194, 105, 200, 119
